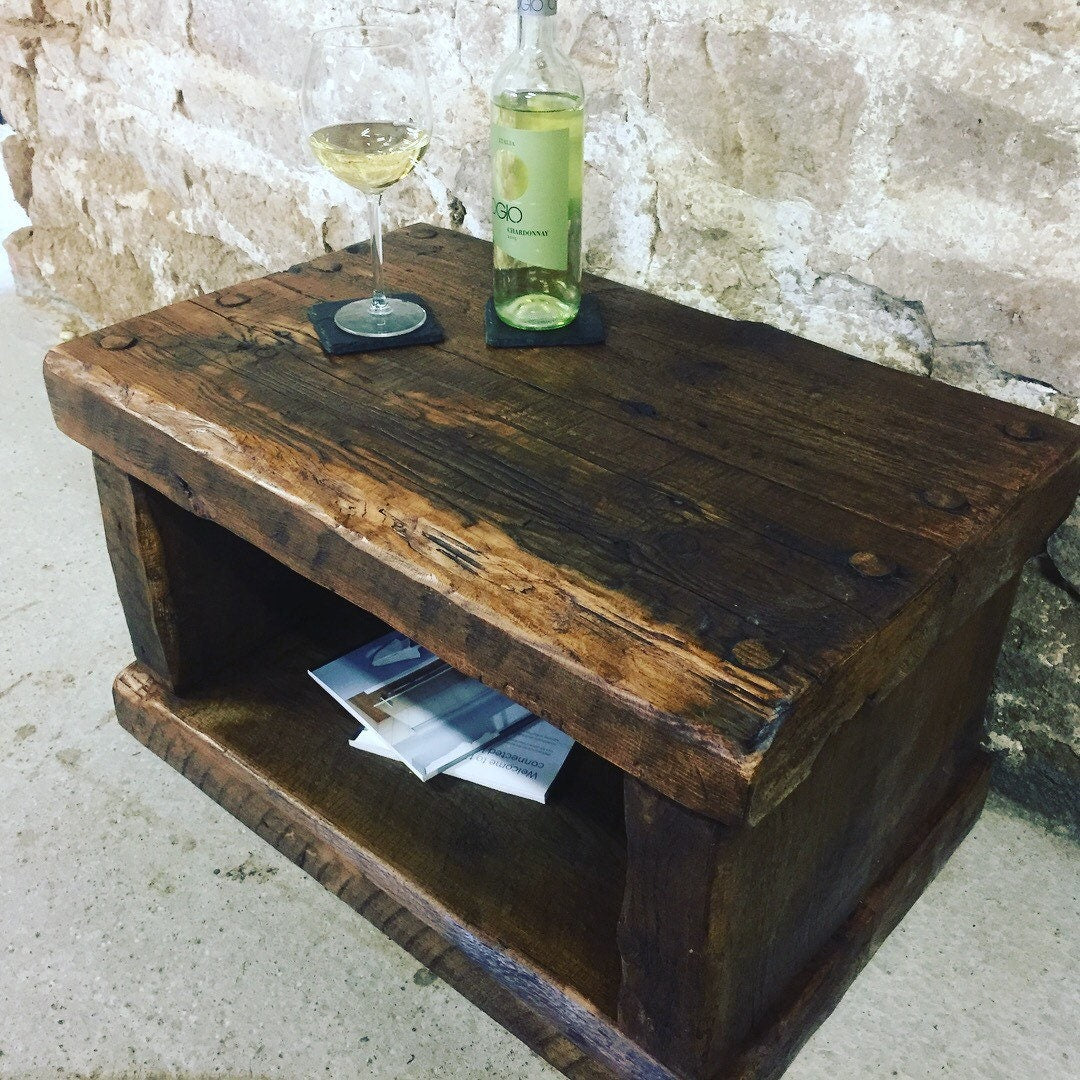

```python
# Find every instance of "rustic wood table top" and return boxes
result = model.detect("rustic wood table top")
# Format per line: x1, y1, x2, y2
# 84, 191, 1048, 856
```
44, 224, 1080, 826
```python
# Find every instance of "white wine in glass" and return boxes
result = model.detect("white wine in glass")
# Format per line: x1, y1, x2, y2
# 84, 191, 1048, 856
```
302, 26, 433, 337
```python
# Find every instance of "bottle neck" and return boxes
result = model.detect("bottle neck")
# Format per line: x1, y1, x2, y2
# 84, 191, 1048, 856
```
517, 11, 557, 52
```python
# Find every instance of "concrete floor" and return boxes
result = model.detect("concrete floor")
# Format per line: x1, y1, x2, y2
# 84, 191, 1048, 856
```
2, 166, 1078, 1080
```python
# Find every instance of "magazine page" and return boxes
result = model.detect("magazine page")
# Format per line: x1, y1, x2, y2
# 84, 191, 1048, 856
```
348, 718, 575, 803
355, 665, 531, 780
309, 631, 440, 703
311, 630, 534, 781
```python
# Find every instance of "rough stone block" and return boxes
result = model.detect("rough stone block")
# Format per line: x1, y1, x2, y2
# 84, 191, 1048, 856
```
107, 0, 190, 53
2, 131, 31, 210
988, 562, 1080, 835
886, 79, 1076, 217
40, 0, 85, 25
3, 223, 44, 293
1047, 500, 1080, 596
0, 1, 36, 21
0, 61, 36, 131
647, 19, 867, 213
930, 342, 1077, 422
176, 71, 307, 172
865, 245, 1080, 401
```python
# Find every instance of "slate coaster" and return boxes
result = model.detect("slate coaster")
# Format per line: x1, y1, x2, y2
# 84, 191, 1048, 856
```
485, 294, 606, 348
306, 293, 445, 356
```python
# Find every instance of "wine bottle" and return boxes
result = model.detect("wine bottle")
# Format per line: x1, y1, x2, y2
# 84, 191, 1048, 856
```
491, 0, 584, 330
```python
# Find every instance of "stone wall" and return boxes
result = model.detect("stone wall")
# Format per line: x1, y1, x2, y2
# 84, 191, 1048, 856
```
3, 0, 1077, 826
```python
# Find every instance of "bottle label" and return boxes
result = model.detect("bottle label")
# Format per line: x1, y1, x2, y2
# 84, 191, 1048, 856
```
517, 0, 556, 14
492, 123, 569, 272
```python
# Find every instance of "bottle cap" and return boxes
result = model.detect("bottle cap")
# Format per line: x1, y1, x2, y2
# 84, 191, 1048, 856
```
518, 0, 557, 14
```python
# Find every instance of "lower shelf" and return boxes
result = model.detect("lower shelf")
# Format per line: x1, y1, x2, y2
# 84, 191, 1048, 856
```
113, 608, 632, 999
113, 647, 990, 1080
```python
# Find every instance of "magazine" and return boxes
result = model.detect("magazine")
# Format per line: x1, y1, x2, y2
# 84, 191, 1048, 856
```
347, 717, 574, 803
309, 631, 574, 794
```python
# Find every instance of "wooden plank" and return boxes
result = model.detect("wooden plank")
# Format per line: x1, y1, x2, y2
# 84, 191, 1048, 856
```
93, 455, 331, 693
195, 273, 947, 630
723, 757, 990, 1080
46, 361, 767, 822
617, 576, 1014, 1077
94, 455, 185, 688
273, 231, 1076, 542
111, 674, 635, 1080
71, 303, 863, 688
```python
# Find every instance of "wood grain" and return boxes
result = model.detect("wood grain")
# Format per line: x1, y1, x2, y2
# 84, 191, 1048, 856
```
93, 455, 334, 692
45, 225, 1080, 825
112, 654, 677, 1080
120, 617, 626, 1014
618, 576, 1015, 1078
112, 614, 991, 1080
112, 670, 631, 1080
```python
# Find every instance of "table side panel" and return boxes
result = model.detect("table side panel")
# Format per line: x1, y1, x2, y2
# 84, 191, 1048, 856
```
93, 455, 343, 692
618, 575, 1016, 1078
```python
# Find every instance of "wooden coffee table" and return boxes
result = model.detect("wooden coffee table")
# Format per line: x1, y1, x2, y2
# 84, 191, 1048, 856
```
45, 225, 1080, 1079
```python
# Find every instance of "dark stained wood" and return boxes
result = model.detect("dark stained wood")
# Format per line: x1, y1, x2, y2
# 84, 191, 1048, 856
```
116, 616, 628, 1019
110, 593, 994, 1080
722, 758, 990, 1080
46, 232, 1080, 1079
44, 226, 1080, 824
112, 667, 628, 1080
93, 455, 332, 693
94, 456, 184, 688
112, 656, 675, 1080
618, 576, 1016, 1079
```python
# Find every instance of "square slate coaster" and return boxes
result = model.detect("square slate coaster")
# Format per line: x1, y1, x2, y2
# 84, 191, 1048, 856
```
306, 293, 445, 356
485, 294, 606, 348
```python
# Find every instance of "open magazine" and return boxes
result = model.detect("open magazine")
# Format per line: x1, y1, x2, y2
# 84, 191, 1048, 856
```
309, 631, 574, 801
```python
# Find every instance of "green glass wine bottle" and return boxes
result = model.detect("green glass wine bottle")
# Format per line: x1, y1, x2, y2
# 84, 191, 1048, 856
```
491, 0, 584, 330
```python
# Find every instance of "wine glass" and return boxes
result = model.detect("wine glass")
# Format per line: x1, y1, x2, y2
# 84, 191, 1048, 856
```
302, 25, 433, 337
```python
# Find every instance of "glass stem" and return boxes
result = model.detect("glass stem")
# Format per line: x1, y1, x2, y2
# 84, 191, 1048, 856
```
367, 193, 388, 315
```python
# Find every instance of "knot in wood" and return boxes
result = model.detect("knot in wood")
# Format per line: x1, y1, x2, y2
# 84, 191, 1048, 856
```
848, 551, 896, 578
731, 638, 785, 672
99, 333, 137, 351
216, 292, 252, 308
920, 486, 968, 512
313, 260, 343, 273
1002, 419, 1043, 442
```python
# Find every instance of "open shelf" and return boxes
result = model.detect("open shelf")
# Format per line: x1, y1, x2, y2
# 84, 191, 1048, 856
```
118, 598, 628, 1020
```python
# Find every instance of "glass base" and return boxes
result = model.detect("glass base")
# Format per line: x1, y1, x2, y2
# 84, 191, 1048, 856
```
494, 292, 579, 331
334, 297, 427, 338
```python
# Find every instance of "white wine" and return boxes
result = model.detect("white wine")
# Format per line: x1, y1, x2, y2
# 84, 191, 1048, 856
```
491, 1, 585, 330
309, 122, 429, 194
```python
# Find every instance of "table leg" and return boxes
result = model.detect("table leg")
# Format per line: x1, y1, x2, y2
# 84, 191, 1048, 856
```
617, 576, 1018, 1080
93, 454, 319, 694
